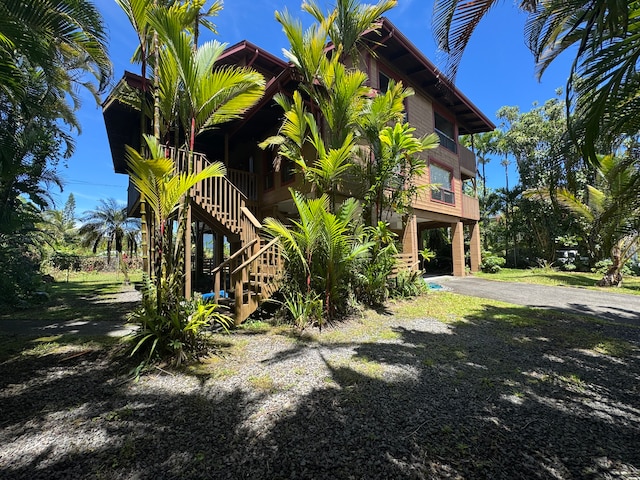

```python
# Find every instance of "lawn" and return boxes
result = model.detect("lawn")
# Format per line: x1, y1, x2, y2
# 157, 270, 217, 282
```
475, 267, 640, 296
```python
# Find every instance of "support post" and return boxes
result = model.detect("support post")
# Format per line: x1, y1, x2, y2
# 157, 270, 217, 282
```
402, 214, 418, 271
451, 221, 465, 277
469, 221, 481, 273
185, 204, 192, 298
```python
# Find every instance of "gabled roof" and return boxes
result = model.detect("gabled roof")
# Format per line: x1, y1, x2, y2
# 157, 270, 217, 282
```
365, 18, 495, 134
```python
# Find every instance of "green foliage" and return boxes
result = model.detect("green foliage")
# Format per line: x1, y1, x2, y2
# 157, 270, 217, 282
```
282, 291, 323, 330
389, 269, 427, 299
481, 252, 506, 274
129, 276, 232, 369
0, 233, 44, 309
50, 252, 82, 272
356, 221, 398, 306
592, 259, 633, 277
264, 190, 371, 322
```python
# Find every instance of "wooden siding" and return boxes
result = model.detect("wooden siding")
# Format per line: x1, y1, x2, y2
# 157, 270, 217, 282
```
461, 194, 480, 221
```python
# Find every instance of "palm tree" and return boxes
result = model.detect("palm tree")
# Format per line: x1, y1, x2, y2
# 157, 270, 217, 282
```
148, 5, 265, 152
529, 154, 639, 286
432, 0, 635, 165
0, 0, 111, 101
79, 199, 140, 281
125, 135, 225, 311
302, 0, 397, 64
263, 190, 371, 322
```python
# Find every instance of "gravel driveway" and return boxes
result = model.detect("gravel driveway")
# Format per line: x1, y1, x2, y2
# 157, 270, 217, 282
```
2, 282, 640, 479
435, 276, 640, 326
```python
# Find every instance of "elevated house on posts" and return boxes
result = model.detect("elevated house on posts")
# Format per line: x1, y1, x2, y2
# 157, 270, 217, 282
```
102, 18, 494, 324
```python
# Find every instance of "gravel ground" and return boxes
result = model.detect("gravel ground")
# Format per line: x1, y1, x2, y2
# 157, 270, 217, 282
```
1, 291, 639, 479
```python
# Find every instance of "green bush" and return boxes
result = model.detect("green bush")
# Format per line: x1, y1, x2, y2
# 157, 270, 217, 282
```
481, 253, 506, 273
0, 238, 44, 309
389, 269, 428, 299
128, 276, 232, 371
592, 259, 633, 276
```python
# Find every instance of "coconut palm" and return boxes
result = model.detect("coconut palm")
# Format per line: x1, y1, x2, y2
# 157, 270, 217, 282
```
78, 199, 140, 282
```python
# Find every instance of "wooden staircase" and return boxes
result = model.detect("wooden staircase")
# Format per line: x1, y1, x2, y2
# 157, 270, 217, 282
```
170, 147, 283, 325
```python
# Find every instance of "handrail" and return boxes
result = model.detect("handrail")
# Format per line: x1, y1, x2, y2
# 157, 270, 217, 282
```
241, 206, 262, 229
211, 237, 259, 276
231, 237, 279, 275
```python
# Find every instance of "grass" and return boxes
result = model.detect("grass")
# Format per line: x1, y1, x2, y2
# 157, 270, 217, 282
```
0, 271, 141, 359
475, 268, 640, 295
2, 269, 635, 378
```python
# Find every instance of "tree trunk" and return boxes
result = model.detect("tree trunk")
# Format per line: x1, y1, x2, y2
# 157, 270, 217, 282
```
596, 245, 623, 287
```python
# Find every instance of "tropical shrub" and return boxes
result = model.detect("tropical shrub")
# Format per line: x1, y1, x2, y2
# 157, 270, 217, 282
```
282, 290, 323, 330
389, 269, 428, 299
481, 253, 506, 273
129, 276, 232, 370
264, 190, 371, 323
356, 221, 398, 306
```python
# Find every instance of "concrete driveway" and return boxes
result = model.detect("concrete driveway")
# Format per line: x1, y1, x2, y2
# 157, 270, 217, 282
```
434, 276, 640, 326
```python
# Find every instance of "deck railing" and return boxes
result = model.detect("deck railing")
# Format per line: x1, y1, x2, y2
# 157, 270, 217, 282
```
461, 193, 480, 221
391, 252, 420, 277
459, 144, 476, 177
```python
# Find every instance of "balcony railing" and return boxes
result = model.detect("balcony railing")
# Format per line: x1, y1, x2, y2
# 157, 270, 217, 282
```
435, 128, 457, 153
462, 193, 480, 221
459, 145, 476, 177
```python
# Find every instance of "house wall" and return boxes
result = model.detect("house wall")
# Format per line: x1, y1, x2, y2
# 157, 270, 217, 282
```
371, 57, 474, 222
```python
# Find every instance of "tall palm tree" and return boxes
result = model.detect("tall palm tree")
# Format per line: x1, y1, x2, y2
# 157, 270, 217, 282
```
78, 199, 140, 281
148, 4, 265, 153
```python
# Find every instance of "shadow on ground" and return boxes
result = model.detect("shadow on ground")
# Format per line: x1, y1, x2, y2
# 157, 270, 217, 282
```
1, 301, 639, 479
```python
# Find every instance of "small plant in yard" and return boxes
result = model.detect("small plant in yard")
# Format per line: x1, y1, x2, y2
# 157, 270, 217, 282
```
481, 251, 506, 273
248, 374, 276, 392
128, 276, 232, 370
389, 269, 428, 298
282, 290, 324, 330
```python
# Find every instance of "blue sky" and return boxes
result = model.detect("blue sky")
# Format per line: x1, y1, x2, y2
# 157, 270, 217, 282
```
56, 0, 573, 214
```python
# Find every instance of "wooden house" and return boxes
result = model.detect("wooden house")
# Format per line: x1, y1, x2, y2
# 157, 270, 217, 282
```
102, 18, 494, 323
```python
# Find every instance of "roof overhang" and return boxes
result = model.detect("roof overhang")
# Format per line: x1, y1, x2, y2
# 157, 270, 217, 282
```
365, 18, 495, 134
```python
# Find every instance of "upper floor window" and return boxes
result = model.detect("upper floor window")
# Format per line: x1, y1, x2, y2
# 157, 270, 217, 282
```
379, 71, 390, 92
434, 112, 457, 153
430, 163, 455, 204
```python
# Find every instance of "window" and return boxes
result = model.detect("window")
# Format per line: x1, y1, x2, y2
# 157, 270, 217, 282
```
430, 163, 455, 204
379, 71, 390, 92
434, 112, 457, 153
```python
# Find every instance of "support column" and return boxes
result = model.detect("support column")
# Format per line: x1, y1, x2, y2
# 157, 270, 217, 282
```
402, 215, 418, 271
185, 204, 192, 298
451, 221, 465, 277
469, 221, 481, 273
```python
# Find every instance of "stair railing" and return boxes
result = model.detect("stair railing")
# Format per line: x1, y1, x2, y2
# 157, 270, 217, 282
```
210, 237, 259, 303
231, 238, 283, 325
